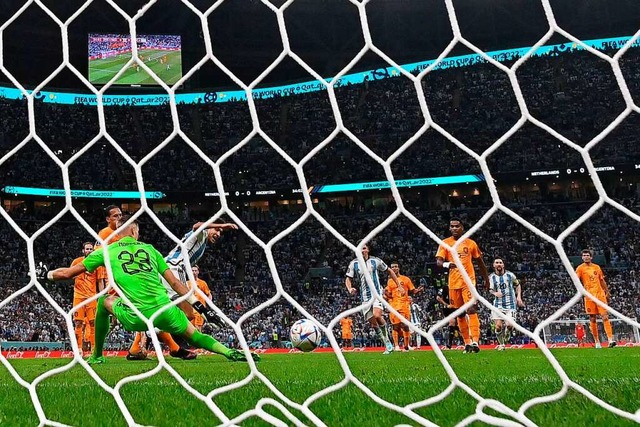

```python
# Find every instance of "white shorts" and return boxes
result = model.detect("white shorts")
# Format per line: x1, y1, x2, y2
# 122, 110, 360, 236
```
362, 300, 384, 321
163, 264, 190, 300
491, 308, 516, 321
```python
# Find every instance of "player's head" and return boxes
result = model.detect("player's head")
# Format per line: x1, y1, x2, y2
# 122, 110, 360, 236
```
192, 265, 200, 277
82, 242, 94, 256
449, 218, 464, 238
206, 228, 221, 244
493, 257, 505, 273
105, 205, 122, 229
361, 243, 370, 259
116, 215, 139, 240
390, 262, 400, 275
581, 249, 593, 263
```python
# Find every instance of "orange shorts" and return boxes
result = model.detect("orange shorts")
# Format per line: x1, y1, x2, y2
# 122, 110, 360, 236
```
584, 294, 608, 315
192, 312, 205, 328
73, 297, 97, 322
389, 307, 410, 325
449, 286, 474, 310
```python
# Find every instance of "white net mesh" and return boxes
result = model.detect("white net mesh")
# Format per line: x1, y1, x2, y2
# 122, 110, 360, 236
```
1, 0, 640, 426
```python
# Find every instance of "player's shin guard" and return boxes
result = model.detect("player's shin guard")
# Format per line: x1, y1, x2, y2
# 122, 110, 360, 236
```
457, 316, 471, 344
495, 327, 504, 345
92, 296, 110, 358
392, 329, 399, 347
603, 319, 614, 341
468, 313, 480, 343
188, 330, 231, 356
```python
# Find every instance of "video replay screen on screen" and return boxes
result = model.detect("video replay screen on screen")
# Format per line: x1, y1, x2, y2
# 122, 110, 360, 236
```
88, 33, 183, 86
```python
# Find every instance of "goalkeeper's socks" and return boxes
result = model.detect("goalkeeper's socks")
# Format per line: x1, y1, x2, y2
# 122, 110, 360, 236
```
92, 296, 110, 358
188, 330, 231, 356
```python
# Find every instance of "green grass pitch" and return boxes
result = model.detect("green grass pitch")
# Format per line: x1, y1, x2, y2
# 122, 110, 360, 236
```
1, 348, 638, 426
88, 50, 182, 85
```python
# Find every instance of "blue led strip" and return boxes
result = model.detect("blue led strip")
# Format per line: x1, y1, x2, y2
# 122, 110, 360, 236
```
311, 174, 485, 194
2, 186, 165, 199
0, 36, 636, 107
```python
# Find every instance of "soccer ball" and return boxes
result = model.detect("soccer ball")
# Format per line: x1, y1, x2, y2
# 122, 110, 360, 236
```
289, 319, 322, 352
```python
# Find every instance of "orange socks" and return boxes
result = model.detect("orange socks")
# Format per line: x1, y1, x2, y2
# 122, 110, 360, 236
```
403, 331, 411, 348
158, 332, 180, 353
392, 330, 399, 347
468, 313, 480, 343
603, 319, 614, 341
590, 320, 599, 342
129, 332, 143, 354
457, 316, 471, 344
75, 325, 83, 350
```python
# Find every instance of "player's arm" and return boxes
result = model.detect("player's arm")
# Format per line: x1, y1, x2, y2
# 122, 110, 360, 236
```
192, 221, 238, 231
515, 275, 524, 307
345, 276, 357, 296
598, 268, 610, 298
386, 267, 404, 294
408, 278, 423, 295
489, 277, 502, 298
39, 262, 88, 282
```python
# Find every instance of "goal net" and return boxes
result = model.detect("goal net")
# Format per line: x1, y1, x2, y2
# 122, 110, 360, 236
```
1, 0, 640, 426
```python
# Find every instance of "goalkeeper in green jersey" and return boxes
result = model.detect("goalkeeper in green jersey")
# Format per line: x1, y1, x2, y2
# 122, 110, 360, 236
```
36, 215, 259, 364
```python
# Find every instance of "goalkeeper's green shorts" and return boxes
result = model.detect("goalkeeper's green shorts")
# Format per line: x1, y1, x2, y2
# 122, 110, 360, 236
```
111, 299, 190, 335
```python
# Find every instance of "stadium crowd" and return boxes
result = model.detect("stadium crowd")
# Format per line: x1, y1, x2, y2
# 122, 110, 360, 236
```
1, 45, 639, 350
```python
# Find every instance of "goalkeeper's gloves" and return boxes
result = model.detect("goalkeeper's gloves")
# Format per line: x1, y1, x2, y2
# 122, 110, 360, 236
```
192, 301, 226, 329
35, 262, 50, 281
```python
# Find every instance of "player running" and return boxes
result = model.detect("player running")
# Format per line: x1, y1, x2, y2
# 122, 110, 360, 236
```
436, 218, 490, 354
345, 244, 401, 354
575, 249, 616, 348
488, 257, 524, 350
36, 215, 259, 364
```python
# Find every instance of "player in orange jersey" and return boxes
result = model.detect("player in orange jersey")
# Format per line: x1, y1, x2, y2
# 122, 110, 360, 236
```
575, 249, 615, 348
70, 242, 99, 353
436, 218, 490, 354
189, 265, 211, 332
340, 316, 354, 350
384, 262, 424, 351
95, 205, 122, 293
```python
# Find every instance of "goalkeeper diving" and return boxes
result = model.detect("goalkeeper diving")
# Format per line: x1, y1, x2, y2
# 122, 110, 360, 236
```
36, 215, 259, 364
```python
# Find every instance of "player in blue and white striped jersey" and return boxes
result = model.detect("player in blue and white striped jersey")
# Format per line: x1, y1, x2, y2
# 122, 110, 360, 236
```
345, 244, 401, 354
409, 299, 423, 349
488, 258, 524, 350
163, 221, 238, 300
